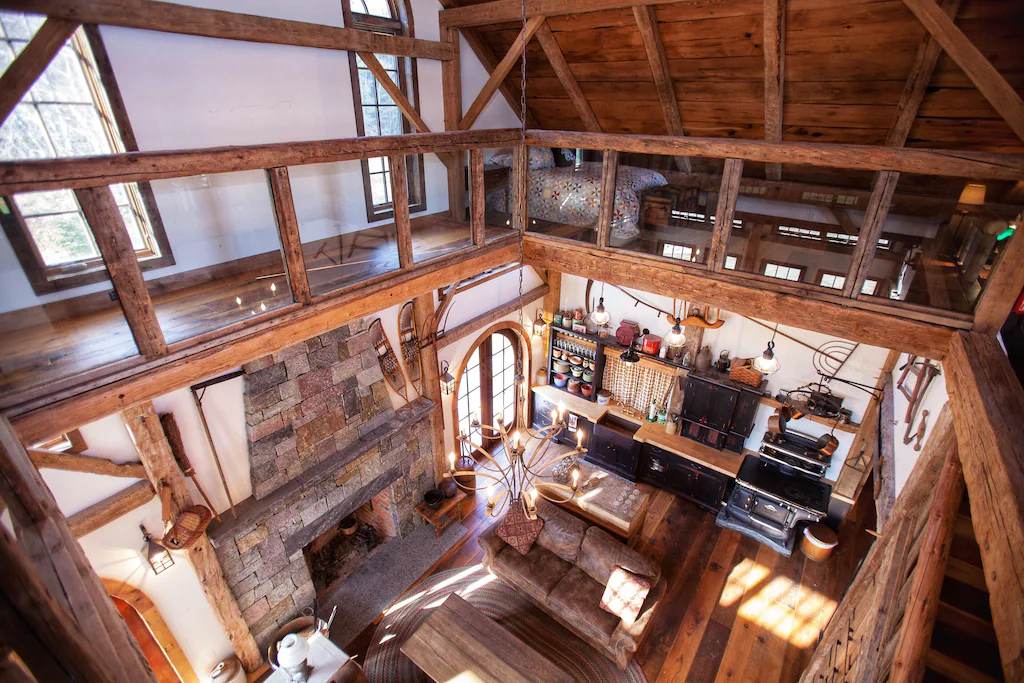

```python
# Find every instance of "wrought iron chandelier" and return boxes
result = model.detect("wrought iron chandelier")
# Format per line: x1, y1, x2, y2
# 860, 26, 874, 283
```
445, 404, 585, 519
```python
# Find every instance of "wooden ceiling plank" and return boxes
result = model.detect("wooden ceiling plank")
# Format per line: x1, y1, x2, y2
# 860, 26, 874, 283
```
900, 0, 1024, 144
945, 331, 1024, 683
459, 16, 545, 130
524, 235, 957, 358
66, 480, 155, 538
633, 5, 684, 138
535, 22, 601, 132
1, 0, 450, 60
763, 0, 785, 181
0, 18, 78, 128
28, 449, 146, 479
886, 0, 962, 147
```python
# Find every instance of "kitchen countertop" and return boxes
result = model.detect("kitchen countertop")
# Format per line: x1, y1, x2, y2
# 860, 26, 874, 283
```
533, 384, 847, 498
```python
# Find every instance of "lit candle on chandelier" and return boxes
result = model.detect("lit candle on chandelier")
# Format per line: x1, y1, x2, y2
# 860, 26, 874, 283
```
558, 402, 565, 420
577, 431, 584, 449
512, 431, 520, 450
572, 468, 580, 490
448, 452, 456, 473
551, 409, 558, 423
488, 485, 495, 505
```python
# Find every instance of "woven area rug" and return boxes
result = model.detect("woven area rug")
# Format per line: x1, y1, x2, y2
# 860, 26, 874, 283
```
363, 565, 648, 683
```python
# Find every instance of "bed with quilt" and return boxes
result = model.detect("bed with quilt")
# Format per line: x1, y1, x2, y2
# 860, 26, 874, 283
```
485, 147, 667, 243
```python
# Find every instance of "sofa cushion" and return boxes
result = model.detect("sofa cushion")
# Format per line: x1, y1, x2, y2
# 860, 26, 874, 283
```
494, 543, 572, 602
548, 566, 621, 645
535, 499, 588, 564
600, 566, 651, 626
577, 527, 661, 586
496, 503, 545, 555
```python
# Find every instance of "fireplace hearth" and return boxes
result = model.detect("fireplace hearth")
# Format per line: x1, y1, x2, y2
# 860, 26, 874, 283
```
305, 517, 385, 600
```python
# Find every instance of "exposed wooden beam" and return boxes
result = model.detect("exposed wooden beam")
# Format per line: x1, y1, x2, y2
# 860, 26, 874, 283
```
972, 214, 1024, 334
633, 6, 684, 139
876, 374, 896, 530
390, 154, 413, 269
74, 186, 166, 358
945, 331, 1024, 682
457, 28, 539, 128
829, 206, 860, 235
412, 293, 445, 479
542, 270, 562, 352
886, 0, 961, 147
66, 480, 155, 538
763, 0, 785, 181
0, 0, 450, 60
535, 22, 600, 133
524, 235, 957, 358
0, 417, 155, 683
524, 130, 1024, 180
0, 128, 520, 194
843, 171, 900, 297
595, 150, 620, 248
0, 18, 78, 127
709, 158, 743, 271
440, 25, 464, 222
437, 284, 549, 349
441, 0, 683, 29
267, 167, 311, 306
458, 16, 544, 131
9, 240, 519, 445
901, 0, 1024, 144
28, 449, 146, 479
121, 402, 262, 672
471, 149, 486, 245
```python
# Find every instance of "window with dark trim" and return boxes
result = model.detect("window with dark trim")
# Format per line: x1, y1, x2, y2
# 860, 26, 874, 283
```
455, 329, 523, 455
817, 270, 880, 295
762, 261, 805, 282
0, 16, 173, 295
342, 0, 426, 222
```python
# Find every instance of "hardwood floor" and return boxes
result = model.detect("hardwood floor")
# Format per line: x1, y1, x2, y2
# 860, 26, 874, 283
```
343, 470, 876, 683
0, 215, 513, 400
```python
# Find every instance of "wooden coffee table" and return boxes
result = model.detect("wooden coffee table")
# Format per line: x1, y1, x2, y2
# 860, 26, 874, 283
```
401, 594, 572, 683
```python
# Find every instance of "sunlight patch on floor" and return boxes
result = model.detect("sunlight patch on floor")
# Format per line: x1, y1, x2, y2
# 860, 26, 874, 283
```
718, 558, 770, 608
734, 575, 837, 648
459, 571, 497, 598
445, 672, 486, 683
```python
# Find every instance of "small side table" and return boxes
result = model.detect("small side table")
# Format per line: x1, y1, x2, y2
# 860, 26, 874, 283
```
414, 489, 467, 538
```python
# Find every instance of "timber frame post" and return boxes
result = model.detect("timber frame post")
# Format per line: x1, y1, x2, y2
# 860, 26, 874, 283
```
120, 402, 263, 673
945, 331, 1024, 681
0, 416, 157, 682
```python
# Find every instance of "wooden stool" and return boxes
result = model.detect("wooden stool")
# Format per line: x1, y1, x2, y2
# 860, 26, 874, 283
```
801, 523, 839, 562
414, 489, 467, 538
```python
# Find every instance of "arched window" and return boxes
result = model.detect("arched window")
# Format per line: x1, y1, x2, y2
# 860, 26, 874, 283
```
343, 0, 426, 222
452, 323, 531, 456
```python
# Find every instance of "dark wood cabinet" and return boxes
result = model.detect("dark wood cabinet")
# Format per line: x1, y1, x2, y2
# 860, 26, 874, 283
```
680, 371, 765, 453
637, 443, 729, 511
586, 417, 640, 481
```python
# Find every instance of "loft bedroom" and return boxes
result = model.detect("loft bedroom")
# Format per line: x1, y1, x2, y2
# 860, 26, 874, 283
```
0, 1, 1021, 683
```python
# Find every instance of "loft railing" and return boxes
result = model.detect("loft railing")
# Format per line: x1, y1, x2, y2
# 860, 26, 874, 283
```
2, 128, 1023, 440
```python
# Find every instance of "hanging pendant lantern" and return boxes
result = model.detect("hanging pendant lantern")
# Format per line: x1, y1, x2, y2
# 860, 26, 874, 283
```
590, 297, 611, 327
440, 360, 456, 395
752, 324, 782, 375
532, 308, 548, 337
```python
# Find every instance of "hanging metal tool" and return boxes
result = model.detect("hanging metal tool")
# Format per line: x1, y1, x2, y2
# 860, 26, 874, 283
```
159, 412, 221, 523
897, 356, 941, 444
191, 371, 244, 519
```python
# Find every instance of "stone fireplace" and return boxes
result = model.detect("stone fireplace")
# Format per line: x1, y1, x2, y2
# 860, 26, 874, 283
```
206, 319, 436, 650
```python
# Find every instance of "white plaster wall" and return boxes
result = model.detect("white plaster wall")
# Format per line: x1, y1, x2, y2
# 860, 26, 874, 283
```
890, 352, 948, 494
0, 0, 520, 314
559, 274, 891, 482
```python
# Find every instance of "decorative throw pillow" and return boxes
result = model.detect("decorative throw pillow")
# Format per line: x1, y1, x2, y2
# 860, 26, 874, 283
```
600, 566, 651, 626
487, 146, 555, 170
495, 502, 545, 555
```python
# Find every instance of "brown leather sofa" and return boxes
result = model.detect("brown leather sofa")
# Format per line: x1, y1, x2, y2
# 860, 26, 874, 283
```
479, 499, 665, 670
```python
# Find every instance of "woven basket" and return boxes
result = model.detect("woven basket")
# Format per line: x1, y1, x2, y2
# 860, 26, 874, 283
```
729, 359, 763, 388
163, 505, 213, 550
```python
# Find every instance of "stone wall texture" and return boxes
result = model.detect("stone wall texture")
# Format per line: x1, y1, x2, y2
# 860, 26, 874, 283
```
208, 319, 437, 651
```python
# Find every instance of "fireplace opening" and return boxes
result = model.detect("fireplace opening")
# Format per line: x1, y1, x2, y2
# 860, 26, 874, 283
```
302, 490, 398, 600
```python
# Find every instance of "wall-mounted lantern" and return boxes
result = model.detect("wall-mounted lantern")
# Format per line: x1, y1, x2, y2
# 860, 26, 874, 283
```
140, 525, 174, 575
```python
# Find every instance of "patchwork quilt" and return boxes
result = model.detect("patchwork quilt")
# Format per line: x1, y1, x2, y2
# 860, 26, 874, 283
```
486, 162, 667, 240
